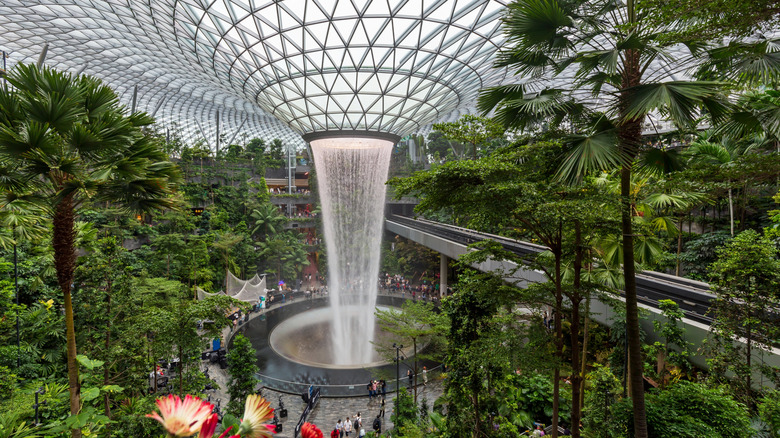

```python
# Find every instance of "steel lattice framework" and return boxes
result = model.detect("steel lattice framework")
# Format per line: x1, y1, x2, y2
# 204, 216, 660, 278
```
0, 0, 511, 149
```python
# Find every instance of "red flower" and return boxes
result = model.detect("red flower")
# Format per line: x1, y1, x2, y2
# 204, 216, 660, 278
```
199, 414, 238, 438
301, 422, 323, 438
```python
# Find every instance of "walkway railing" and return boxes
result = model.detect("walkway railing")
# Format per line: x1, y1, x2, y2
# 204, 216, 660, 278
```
256, 365, 444, 398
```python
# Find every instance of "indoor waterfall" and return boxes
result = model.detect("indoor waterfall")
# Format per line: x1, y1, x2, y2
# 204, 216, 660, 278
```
310, 137, 394, 365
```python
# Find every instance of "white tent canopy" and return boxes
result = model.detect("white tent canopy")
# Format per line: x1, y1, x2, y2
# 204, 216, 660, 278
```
197, 271, 267, 304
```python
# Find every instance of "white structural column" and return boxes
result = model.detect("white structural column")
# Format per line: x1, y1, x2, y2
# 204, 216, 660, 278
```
440, 253, 449, 298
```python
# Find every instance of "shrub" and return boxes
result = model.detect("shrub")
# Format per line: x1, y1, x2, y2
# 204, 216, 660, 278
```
610, 381, 751, 438
0, 366, 17, 399
391, 387, 417, 435
759, 390, 780, 438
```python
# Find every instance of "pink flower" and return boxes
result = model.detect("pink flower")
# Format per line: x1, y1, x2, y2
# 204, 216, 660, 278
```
146, 394, 214, 437
301, 422, 323, 438
237, 394, 276, 437
199, 414, 237, 438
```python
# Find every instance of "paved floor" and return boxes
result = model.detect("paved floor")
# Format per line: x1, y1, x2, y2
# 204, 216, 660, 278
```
202, 294, 444, 437
204, 361, 443, 437
272, 382, 442, 437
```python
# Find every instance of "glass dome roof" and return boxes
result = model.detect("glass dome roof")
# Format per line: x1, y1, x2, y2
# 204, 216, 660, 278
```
0, 0, 511, 147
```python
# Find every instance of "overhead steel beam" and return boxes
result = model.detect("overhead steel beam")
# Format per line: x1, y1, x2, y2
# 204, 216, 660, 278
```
226, 116, 249, 148
36, 43, 49, 68
131, 85, 138, 113
194, 119, 212, 150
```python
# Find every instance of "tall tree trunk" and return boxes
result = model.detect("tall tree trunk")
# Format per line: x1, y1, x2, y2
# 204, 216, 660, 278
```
552, 240, 563, 438
104, 279, 112, 420
745, 298, 752, 408
675, 214, 684, 276
472, 372, 481, 438
53, 194, 82, 438
740, 184, 748, 232
570, 222, 584, 438
580, 291, 590, 413
619, 43, 648, 438
151, 339, 157, 394
728, 187, 734, 237
413, 339, 418, 405
179, 344, 184, 395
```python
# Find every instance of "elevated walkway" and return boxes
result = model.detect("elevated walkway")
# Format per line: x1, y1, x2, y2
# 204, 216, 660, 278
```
385, 214, 780, 385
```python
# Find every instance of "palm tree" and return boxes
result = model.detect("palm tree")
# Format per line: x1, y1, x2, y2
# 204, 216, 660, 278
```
593, 169, 709, 274
476, 1, 745, 435
642, 188, 709, 275
0, 64, 179, 437
256, 231, 310, 283
686, 138, 740, 236
280, 240, 311, 281
718, 89, 780, 150
250, 203, 286, 238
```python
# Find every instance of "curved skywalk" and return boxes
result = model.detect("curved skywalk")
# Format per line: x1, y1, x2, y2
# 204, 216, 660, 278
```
0, 0, 511, 149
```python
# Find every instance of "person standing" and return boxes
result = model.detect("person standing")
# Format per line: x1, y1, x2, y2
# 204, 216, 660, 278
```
372, 415, 382, 435
380, 379, 386, 397
344, 415, 352, 436
422, 366, 428, 385
407, 369, 413, 387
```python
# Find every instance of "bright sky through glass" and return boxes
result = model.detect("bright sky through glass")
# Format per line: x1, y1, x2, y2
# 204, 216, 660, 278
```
0, 0, 510, 148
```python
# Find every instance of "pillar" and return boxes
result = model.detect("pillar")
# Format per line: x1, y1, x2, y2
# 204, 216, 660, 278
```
440, 253, 448, 298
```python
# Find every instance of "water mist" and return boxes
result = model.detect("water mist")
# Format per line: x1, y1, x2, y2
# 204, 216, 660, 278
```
310, 137, 393, 365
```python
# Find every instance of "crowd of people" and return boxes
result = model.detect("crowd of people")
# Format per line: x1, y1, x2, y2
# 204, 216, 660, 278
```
301, 236, 323, 245
380, 273, 451, 301
269, 187, 312, 195
330, 411, 385, 438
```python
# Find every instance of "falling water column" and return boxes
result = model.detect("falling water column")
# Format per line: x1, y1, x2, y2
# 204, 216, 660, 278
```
310, 137, 394, 365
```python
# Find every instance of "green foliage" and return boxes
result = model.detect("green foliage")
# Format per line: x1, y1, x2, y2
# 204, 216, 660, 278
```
391, 388, 417, 435
0, 412, 40, 438
432, 114, 505, 160
513, 374, 559, 423
707, 230, 780, 400
767, 190, 780, 248
380, 237, 439, 281
375, 301, 448, 362
0, 65, 318, 437
678, 231, 732, 280
582, 365, 623, 438
641, 0, 780, 41
759, 390, 780, 438
0, 299, 65, 379
0, 367, 17, 400
441, 270, 524, 437
226, 334, 260, 416
250, 203, 286, 238
611, 381, 751, 438
648, 299, 692, 385
256, 231, 310, 283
